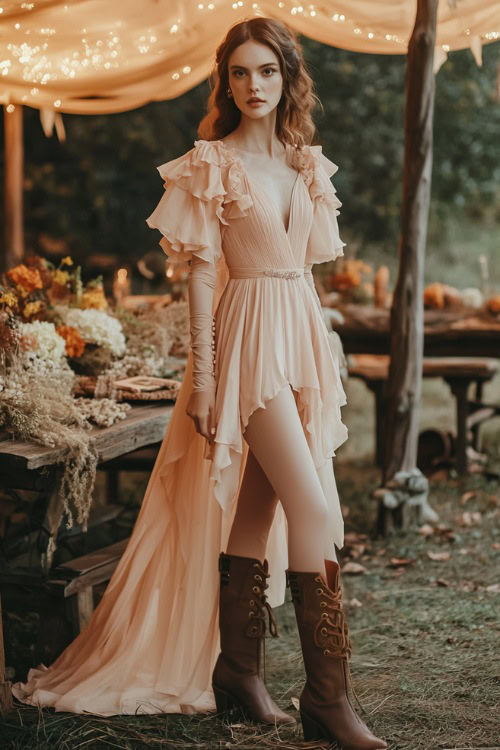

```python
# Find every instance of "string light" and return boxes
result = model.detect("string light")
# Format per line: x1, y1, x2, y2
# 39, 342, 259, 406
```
0, 0, 496, 110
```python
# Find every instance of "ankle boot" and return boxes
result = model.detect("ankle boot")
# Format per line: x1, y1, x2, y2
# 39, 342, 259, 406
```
212, 552, 296, 725
286, 560, 387, 749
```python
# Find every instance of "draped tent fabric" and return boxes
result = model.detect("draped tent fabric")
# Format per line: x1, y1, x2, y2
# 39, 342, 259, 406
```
0, 0, 498, 119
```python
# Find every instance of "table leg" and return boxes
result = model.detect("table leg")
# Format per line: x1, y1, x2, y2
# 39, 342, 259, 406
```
445, 378, 470, 475
0, 595, 13, 715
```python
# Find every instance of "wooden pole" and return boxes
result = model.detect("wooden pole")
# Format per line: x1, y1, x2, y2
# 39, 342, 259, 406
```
2, 104, 24, 273
378, 0, 437, 532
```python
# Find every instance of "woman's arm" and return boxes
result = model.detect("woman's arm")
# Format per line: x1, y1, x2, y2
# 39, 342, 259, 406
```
187, 254, 217, 393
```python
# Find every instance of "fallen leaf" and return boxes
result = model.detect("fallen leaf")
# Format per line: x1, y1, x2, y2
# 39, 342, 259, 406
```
486, 583, 500, 593
388, 557, 413, 567
290, 697, 300, 710
459, 579, 476, 592
457, 511, 482, 527
375, 548, 387, 556
342, 562, 367, 575
460, 490, 477, 505
345, 543, 366, 560
492, 543, 500, 551
348, 597, 363, 608
344, 531, 369, 544
435, 578, 451, 587
419, 524, 435, 537
427, 550, 451, 561
458, 547, 470, 555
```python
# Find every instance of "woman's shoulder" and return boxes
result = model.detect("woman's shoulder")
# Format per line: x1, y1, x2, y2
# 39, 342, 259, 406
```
291, 143, 339, 182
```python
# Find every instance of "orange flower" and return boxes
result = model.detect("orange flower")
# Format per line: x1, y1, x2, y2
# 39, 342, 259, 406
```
81, 286, 108, 310
6, 264, 43, 298
56, 325, 86, 358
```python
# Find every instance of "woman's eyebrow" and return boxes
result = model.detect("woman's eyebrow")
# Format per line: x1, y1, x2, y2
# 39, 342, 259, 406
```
229, 63, 278, 70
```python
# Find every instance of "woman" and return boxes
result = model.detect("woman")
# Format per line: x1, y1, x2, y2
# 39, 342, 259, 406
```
13, 16, 386, 750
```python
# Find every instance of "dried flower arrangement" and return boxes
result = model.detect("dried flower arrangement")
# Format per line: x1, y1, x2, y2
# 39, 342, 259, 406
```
0, 256, 191, 549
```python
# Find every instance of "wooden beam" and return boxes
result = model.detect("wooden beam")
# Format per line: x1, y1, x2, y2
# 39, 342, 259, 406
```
2, 104, 24, 272
379, 0, 438, 529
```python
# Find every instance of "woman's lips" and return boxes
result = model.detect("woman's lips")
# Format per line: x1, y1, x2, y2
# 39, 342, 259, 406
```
248, 100, 265, 107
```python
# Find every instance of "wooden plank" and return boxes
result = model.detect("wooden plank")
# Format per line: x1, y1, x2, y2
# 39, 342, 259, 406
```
2, 103, 24, 273
53, 538, 129, 577
0, 403, 173, 472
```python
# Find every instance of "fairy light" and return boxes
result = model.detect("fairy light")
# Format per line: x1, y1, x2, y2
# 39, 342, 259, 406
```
6, 103, 15, 112
0, 0, 496, 109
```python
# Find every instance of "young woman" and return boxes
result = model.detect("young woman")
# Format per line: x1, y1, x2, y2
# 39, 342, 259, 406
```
13, 16, 386, 750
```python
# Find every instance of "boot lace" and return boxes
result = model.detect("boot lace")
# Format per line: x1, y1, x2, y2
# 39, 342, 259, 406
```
313, 575, 366, 715
246, 561, 279, 683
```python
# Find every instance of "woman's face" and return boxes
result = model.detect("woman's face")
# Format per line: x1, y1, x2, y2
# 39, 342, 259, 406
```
227, 40, 283, 119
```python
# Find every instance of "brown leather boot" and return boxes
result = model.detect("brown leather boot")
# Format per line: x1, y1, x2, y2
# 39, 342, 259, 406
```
212, 552, 296, 725
287, 560, 387, 749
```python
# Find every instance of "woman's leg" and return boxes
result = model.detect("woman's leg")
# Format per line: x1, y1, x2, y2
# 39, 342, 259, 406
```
242, 384, 335, 577
226, 447, 279, 561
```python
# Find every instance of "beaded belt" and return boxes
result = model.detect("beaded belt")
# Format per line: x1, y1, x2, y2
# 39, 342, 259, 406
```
229, 267, 304, 279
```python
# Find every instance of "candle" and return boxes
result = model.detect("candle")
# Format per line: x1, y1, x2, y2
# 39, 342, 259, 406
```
113, 267, 131, 306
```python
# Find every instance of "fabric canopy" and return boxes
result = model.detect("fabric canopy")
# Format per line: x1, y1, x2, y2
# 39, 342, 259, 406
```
0, 0, 498, 119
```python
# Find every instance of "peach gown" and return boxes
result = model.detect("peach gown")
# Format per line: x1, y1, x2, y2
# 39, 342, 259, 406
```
12, 139, 348, 716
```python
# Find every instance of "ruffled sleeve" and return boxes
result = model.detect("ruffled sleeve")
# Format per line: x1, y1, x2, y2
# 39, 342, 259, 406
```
146, 141, 225, 266
302, 145, 346, 265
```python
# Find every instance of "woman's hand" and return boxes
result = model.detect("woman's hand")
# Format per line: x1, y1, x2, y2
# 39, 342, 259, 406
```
186, 389, 216, 443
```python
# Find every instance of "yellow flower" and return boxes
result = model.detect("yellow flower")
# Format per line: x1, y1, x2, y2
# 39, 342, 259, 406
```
61, 256, 73, 267
53, 269, 70, 286
0, 291, 18, 307
22, 300, 43, 318
81, 287, 108, 310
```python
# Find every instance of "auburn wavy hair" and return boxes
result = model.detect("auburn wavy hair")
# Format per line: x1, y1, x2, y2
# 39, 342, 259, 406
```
197, 16, 322, 149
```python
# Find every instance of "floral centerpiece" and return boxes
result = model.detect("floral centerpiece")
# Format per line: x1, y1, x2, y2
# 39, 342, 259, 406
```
0, 255, 187, 539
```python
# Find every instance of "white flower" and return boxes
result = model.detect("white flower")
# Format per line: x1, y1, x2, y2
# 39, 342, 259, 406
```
56, 307, 126, 356
19, 320, 66, 372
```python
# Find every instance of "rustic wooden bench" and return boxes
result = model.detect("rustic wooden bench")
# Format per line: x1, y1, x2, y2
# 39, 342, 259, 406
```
1, 537, 129, 666
348, 355, 499, 473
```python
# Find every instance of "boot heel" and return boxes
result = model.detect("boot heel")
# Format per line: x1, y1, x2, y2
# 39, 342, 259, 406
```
300, 711, 329, 743
213, 685, 238, 714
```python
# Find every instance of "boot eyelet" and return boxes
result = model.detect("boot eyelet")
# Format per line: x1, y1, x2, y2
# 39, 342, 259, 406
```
250, 626, 258, 634
253, 563, 260, 568
321, 612, 329, 619
320, 602, 327, 607
324, 649, 330, 656
252, 586, 260, 594
316, 588, 323, 595
254, 574, 262, 581
249, 599, 255, 606
315, 576, 322, 583
321, 627, 328, 635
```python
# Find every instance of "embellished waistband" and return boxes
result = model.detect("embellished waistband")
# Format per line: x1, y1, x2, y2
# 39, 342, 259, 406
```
228, 267, 304, 279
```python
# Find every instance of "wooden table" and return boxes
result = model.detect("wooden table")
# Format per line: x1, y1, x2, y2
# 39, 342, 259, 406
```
335, 304, 500, 357
0, 402, 174, 713
335, 304, 500, 471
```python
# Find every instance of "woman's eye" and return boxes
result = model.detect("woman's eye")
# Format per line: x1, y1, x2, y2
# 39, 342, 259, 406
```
263, 68, 275, 76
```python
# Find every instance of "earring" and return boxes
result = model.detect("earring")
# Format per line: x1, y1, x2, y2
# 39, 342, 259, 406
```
227, 87, 233, 98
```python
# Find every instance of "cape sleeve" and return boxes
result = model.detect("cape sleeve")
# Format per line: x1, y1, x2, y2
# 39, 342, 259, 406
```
305, 146, 346, 266
145, 142, 225, 266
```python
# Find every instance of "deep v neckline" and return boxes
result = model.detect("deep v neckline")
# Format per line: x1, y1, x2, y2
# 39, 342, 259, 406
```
218, 140, 301, 236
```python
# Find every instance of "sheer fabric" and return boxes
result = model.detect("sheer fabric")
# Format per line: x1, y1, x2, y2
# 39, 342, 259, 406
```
12, 139, 348, 716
